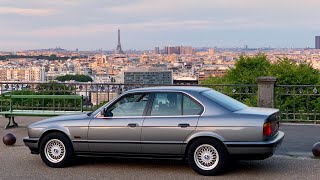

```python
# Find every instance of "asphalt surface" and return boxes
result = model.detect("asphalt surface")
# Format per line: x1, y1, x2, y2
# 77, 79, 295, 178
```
277, 123, 320, 157
1, 117, 320, 179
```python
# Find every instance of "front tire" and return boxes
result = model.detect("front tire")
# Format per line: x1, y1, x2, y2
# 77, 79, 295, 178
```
39, 132, 74, 168
187, 138, 229, 176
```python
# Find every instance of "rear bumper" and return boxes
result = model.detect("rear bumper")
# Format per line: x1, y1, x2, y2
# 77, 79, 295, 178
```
225, 131, 285, 159
23, 137, 39, 154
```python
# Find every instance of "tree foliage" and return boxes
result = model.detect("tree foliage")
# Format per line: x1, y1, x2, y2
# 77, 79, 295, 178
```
202, 54, 320, 121
0, 54, 78, 61
202, 54, 320, 85
1, 83, 82, 111
56, 74, 93, 82
269, 58, 319, 85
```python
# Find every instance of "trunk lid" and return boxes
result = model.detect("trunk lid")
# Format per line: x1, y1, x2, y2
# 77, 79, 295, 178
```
234, 107, 279, 116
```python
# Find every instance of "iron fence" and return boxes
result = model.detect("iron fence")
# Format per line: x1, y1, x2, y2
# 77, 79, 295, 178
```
0, 82, 320, 123
276, 85, 320, 123
0, 82, 258, 113
2, 81, 320, 123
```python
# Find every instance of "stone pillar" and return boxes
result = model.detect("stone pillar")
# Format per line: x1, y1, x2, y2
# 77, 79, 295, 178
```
256, 76, 277, 108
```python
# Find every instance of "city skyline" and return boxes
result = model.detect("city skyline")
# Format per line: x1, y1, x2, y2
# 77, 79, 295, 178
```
1, 0, 320, 51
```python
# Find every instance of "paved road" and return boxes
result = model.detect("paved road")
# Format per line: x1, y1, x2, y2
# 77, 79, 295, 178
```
277, 123, 320, 156
0, 117, 320, 179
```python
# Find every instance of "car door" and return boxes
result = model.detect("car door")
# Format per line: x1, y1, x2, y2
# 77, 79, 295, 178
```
88, 93, 150, 153
141, 92, 203, 154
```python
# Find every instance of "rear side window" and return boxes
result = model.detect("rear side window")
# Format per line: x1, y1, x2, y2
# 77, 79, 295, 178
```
151, 93, 182, 116
183, 95, 203, 115
150, 92, 203, 116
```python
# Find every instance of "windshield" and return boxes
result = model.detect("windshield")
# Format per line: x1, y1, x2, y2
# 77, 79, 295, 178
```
202, 90, 247, 112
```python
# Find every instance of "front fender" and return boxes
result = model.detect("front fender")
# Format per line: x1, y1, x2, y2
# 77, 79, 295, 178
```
27, 123, 71, 139
39, 125, 72, 140
37, 125, 73, 149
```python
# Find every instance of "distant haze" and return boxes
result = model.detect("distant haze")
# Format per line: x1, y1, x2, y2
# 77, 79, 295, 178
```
0, 0, 319, 51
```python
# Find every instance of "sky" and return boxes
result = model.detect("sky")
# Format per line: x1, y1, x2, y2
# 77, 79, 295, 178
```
0, 0, 319, 51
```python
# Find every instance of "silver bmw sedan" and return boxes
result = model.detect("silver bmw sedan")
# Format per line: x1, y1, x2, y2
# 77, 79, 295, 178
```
24, 86, 284, 176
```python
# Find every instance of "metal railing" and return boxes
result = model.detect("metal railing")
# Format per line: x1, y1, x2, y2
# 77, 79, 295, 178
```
0, 82, 122, 112
276, 85, 320, 123
2, 81, 320, 123
0, 82, 258, 113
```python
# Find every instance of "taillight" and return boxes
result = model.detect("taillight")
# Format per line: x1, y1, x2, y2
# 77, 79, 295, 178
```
263, 114, 280, 139
263, 122, 272, 137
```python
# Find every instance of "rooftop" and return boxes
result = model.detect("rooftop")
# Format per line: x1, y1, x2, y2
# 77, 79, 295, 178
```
127, 86, 210, 93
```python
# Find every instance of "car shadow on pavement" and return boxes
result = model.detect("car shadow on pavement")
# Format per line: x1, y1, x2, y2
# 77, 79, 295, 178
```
72, 156, 187, 167
70, 156, 284, 175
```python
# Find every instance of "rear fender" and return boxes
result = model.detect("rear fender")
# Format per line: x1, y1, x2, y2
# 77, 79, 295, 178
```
184, 131, 225, 143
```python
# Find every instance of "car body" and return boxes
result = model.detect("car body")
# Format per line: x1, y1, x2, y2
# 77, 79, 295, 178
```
24, 86, 284, 175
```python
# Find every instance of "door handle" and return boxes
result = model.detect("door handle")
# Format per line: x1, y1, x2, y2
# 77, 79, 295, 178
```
127, 123, 138, 128
178, 123, 190, 128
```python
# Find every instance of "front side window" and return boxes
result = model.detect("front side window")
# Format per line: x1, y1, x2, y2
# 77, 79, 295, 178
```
104, 93, 149, 117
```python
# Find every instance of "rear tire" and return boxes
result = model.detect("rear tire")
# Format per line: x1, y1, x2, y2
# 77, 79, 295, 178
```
39, 132, 74, 168
187, 138, 229, 176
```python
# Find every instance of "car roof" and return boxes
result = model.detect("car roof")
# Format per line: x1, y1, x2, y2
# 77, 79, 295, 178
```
126, 86, 211, 93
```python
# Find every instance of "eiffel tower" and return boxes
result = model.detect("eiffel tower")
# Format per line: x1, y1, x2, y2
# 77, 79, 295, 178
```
116, 29, 124, 54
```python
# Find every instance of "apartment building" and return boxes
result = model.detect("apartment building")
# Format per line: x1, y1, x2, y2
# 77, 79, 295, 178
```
0, 67, 45, 81
123, 68, 173, 85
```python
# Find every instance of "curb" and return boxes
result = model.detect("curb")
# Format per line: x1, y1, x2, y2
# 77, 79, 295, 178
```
280, 123, 320, 126
274, 154, 320, 160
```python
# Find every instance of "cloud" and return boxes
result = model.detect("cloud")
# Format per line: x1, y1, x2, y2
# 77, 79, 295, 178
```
105, 0, 320, 14
0, 0, 319, 50
6, 18, 277, 40
0, 7, 57, 16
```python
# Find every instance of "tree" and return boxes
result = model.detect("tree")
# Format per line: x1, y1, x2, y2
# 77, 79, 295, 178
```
0, 54, 70, 61
270, 58, 319, 85
201, 55, 320, 120
202, 54, 320, 85
2, 83, 81, 111
48, 54, 57, 60
56, 74, 93, 82
201, 54, 271, 85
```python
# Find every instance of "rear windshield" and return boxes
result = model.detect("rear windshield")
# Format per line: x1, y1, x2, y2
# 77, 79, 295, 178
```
201, 90, 247, 112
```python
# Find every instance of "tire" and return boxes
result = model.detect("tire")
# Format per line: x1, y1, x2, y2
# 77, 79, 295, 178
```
187, 138, 229, 176
39, 132, 74, 168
